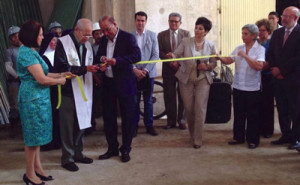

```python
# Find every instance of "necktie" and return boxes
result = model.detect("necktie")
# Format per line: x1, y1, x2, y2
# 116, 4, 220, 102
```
283, 30, 290, 46
171, 31, 176, 51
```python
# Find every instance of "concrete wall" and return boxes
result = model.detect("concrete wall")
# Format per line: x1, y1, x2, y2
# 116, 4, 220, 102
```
38, 0, 55, 26
82, 0, 135, 30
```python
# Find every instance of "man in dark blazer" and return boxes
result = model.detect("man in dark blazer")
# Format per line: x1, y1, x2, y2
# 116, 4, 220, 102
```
96, 16, 141, 162
266, 6, 300, 149
158, 12, 190, 130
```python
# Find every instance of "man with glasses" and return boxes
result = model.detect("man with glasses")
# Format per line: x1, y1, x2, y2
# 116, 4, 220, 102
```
158, 12, 190, 130
96, 16, 141, 163
54, 18, 99, 171
267, 6, 300, 150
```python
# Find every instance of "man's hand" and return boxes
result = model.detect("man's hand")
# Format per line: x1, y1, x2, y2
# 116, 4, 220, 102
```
100, 56, 107, 63
87, 65, 99, 73
276, 74, 284, 80
166, 52, 174, 58
106, 58, 116, 66
170, 61, 179, 71
271, 67, 281, 77
93, 73, 101, 87
133, 68, 147, 80
99, 63, 107, 72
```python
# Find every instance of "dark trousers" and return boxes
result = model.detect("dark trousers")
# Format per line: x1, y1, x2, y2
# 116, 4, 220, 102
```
102, 78, 135, 154
259, 74, 275, 135
233, 89, 260, 145
59, 95, 85, 165
273, 78, 298, 139
134, 78, 154, 129
163, 75, 185, 126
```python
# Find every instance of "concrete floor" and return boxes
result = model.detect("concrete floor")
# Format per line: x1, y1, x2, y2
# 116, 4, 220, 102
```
1, 113, 300, 185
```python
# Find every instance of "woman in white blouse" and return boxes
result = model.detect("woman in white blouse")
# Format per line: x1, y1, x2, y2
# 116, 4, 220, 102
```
167, 17, 217, 149
218, 24, 265, 149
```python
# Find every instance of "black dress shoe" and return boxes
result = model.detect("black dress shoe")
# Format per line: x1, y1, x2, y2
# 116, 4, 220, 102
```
132, 129, 137, 137
75, 157, 93, 164
98, 150, 119, 160
179, 124, 187, 130
23, 174, 45, 185
61, 162, 79, 172
228, 140, 244, 145
164, 125, 176, 129
35, 172, 54, 181
121, 152, 130, 163
297, 147, 300, 153
193, 145, 201, 149
271, 137, 291, 145
263, 134, 273, 138
248, 143, 257, 149
146, 127, 158, 136
288, 141, 300, 149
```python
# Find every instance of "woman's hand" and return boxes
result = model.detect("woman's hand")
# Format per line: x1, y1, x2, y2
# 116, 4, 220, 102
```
58, 77, 66, 85
238, 50, 246, 58
197, 62, 208, 70
170, 61, 180, 71
61, 72, 76, 79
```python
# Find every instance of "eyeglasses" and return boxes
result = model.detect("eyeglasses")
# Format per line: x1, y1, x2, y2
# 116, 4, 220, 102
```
281, 14, 294, 19
259, 29, 267, 32
79, 30, 92, 38
169, 20, 180, 24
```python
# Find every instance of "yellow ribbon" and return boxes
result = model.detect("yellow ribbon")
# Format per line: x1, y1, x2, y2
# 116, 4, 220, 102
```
76, 76, 88, 101
56, 84, 62, 109
56, 75, 87, 109
136, 55, 235, 64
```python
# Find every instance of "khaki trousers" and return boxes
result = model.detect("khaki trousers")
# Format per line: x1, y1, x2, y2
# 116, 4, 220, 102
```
179, 78, 210, 146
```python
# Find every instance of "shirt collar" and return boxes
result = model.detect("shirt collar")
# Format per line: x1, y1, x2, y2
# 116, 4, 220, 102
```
170, 29, 179, 35
135, 29, 145, 36
285, 23, 297, 33
109, 28, 119, 43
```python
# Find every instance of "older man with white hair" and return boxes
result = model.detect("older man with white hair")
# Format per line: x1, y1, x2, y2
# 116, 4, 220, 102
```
54, 18, 99, 171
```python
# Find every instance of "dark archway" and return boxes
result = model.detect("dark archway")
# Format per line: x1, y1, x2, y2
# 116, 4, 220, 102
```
276, 0, 300, 23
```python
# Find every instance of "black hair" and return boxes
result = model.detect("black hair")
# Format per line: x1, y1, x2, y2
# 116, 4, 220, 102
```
269, 11, 279, 18
19, 20, 43, 48
195, 17, 212, 32
135, 11, 148, 20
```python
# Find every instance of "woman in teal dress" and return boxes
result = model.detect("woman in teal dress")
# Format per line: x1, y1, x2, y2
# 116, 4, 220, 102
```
17, 20, 71, 185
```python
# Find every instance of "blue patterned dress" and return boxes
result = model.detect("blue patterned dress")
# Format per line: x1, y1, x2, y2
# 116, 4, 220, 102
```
17, 46, 52, 146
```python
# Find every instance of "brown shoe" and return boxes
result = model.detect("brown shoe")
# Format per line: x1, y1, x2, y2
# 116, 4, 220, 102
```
179, 124, 187, 130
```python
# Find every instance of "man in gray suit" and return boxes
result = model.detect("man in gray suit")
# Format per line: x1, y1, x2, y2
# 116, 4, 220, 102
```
158, 12, 190, 130
133, 11, 159, 136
